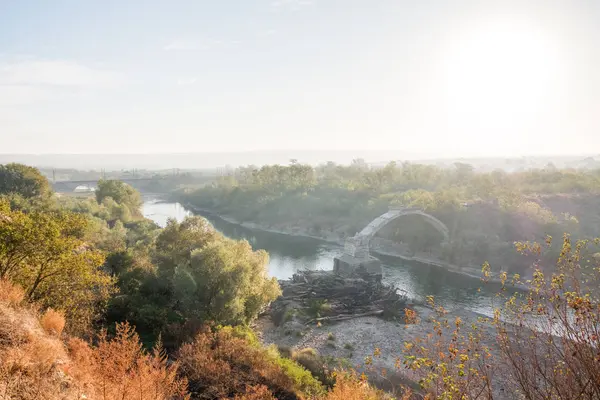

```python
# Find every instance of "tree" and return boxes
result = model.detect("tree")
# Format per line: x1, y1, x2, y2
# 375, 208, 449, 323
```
179, 238, 281, 325
95, 179, 142, 216
0, 163, 51, 198
154, 216, 221, 273
0, 199, 115, 332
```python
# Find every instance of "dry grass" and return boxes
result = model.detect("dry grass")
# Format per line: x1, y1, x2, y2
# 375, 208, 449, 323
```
0, 281, 75, 399
323, 372, 404, 400
40, 308, 65, 337
0, 279, 24, 306
0, 280, 189, 400
68, 322, 189, 400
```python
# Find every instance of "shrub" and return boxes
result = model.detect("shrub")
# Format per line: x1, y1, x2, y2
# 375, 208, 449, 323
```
290, 349, 335, 388
0, 278, 24, 306
402, 235, 600, 399
68, 322, 189, 400
234, 385, 277, 400
40, 308, 65, 337
324, 371, 393, 400
177, 327, 324, 399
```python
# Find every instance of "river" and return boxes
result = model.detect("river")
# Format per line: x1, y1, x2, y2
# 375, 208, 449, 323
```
142, 197, 504, 316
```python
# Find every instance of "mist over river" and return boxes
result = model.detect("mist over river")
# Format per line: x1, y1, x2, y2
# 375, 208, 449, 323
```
142, 197, 505, 317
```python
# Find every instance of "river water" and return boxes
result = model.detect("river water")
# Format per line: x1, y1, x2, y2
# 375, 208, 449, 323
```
142, 198, 503, 316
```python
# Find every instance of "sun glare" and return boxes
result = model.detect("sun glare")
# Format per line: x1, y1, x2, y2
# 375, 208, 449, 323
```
441, 19, 564, 129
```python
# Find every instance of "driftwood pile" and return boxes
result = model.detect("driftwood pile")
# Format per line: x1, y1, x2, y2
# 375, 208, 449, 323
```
271, 270, 408, 326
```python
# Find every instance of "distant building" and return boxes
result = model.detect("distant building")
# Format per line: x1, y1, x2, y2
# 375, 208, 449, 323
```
74, 185, 96, 193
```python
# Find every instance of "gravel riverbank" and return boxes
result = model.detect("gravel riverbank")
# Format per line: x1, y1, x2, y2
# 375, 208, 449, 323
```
255, 304, 511, 398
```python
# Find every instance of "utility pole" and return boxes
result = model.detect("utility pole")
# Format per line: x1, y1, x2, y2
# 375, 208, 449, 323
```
52, 169, 56, 183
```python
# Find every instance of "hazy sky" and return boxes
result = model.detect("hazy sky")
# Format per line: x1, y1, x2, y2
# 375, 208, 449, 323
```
1, 0, 599, 156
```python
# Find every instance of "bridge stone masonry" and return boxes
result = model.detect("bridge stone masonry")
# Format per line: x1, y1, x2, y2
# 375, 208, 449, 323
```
333, 207, 450, 279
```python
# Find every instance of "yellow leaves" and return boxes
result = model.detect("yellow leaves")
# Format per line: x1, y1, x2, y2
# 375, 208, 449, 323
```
373, 348, 381, 357
481, 262, 491, 280
499, 271, 507, 287
514, 240, 542, 256
511, 273, 521, 285
454, 317, 463, 329
426, 295, 435, 308
532, 269, 545, 287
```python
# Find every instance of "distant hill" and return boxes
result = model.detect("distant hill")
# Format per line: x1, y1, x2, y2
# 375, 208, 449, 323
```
0, 151, 597, 171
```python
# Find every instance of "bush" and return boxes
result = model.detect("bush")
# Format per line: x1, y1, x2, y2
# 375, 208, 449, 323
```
68, 322, 189, 400
324, 371, 394, 400
40, 308, 65, 337
0, 278, 24, 306
177, 327, 324, 399
403, 235, 600, 399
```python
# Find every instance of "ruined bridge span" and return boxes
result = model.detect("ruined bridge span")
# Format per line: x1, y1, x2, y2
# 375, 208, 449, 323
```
334, 207, 450, 278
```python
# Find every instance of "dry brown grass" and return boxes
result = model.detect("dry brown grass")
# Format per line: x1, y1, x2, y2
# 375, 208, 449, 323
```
40, 308, 65, 337
0, 280, 189, 400
0, 279, 24, 306
68, 322, 189, 400
0, 281, 75, 399
322, 372, 405, 400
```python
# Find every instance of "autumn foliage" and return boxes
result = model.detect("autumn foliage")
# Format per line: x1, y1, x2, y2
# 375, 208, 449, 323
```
67, 323, 189, 400
401, 235, 600, 399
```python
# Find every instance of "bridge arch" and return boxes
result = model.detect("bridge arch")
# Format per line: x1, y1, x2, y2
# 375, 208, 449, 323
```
344, 207, 449, 258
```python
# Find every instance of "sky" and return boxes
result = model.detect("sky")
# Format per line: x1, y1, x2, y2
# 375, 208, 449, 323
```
1, 0, 599, 157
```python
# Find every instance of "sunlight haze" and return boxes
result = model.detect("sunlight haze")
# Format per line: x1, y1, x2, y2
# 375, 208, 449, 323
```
1, 0, 598, 157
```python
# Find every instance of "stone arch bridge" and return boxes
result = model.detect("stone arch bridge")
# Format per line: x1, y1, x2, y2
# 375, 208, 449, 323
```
333, 207, 450, 277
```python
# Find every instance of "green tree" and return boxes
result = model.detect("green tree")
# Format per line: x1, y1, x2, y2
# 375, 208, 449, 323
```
179, 238, 281, 325
95, 179, 142, 216
154, 216, 221, 272
0, 199, 115, 332
0, 163, 51, 198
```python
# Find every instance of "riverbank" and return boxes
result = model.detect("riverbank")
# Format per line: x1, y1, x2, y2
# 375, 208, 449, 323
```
255, 303, 511, 398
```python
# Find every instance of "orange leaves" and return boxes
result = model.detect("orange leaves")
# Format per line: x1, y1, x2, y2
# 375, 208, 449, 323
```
404, 308, 418, 324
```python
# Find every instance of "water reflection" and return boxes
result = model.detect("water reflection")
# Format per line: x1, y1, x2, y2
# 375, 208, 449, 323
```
142, 198, 510, 316
142, 198, 191, 227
